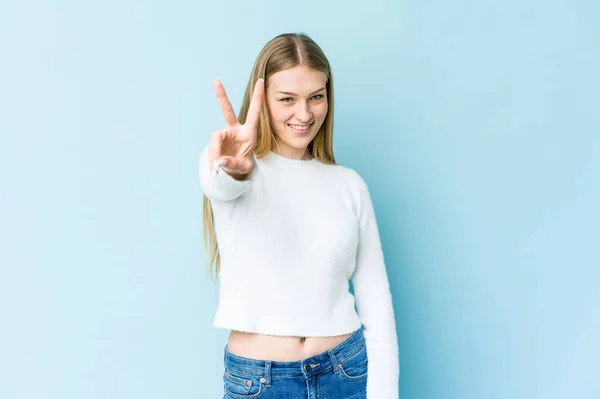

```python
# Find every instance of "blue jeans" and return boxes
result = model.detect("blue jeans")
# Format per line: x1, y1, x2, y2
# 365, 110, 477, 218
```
222, 327, 367, 399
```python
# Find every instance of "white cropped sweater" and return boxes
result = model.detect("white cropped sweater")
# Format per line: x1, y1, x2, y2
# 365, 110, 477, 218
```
198, 145, 399, 398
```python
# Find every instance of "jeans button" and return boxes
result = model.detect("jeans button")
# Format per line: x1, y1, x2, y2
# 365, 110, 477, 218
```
305, 364, 311, 372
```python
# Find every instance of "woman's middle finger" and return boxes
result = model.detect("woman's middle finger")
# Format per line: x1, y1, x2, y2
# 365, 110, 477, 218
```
213, 79, 238, 127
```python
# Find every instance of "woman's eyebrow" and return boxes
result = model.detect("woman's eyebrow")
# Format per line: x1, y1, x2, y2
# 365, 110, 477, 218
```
276, 87, 326, 96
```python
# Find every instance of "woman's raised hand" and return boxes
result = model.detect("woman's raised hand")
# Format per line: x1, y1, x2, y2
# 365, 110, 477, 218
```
209, 78, 265, 178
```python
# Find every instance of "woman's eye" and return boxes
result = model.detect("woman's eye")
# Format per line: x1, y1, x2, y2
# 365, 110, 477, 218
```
280, 94, 323, 103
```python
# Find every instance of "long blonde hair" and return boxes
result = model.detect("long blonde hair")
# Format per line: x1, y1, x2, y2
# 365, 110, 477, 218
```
203, 32, 337, 285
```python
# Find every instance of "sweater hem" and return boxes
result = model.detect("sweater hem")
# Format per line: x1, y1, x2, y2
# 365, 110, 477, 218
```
212, 319, 363, 338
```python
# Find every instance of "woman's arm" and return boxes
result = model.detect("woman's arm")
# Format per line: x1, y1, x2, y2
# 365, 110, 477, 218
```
351, 175, 400, 399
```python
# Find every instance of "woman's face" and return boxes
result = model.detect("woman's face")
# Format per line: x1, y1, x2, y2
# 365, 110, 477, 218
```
265, 65, 328, 158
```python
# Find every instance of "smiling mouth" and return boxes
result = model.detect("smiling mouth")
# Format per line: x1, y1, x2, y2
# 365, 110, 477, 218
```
287, 122, 314, 133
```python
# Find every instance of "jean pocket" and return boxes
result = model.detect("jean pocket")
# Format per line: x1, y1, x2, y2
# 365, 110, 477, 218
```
223, 368, 266, 399
337, 344, 368, 381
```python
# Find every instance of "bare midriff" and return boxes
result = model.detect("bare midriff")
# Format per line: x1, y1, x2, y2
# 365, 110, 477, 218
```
227, 330, 353, 362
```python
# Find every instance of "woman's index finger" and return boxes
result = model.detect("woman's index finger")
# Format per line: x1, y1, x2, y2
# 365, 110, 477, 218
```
244, 78, 265, 129
213, 79, 238, 126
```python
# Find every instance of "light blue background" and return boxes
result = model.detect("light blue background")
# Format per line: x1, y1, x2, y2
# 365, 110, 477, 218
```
1, 0, 599, 398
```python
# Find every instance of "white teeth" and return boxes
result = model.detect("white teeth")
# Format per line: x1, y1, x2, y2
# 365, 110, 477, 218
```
289, 124, 311, 130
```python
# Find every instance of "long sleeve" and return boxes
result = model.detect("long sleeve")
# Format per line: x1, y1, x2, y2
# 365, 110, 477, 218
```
198, 144, 252, 202
350, 176, 400, 398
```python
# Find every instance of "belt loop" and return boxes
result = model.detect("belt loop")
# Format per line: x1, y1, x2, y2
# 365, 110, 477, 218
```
264, 360, 272, 386
327, 348, 340, 375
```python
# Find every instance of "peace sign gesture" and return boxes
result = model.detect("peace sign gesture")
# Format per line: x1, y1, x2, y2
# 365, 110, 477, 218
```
208, 78, 265, 179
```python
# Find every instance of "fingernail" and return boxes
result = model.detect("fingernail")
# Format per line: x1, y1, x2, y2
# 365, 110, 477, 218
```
218, 159, 228, 167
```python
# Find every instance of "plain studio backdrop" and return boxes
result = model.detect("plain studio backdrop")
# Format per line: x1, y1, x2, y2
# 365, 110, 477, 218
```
1, 0, 599, 398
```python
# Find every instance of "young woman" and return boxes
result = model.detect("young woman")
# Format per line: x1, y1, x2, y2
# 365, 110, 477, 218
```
199, 33, 399, 399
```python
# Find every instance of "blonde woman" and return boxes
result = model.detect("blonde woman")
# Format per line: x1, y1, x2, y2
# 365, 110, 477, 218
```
199, 33, 399, 399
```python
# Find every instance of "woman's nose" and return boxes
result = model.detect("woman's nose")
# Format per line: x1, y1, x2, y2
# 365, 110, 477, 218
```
295, 102, 312, 122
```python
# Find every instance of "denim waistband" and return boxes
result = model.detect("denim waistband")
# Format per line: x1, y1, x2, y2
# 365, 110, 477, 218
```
223, 327, 364, 383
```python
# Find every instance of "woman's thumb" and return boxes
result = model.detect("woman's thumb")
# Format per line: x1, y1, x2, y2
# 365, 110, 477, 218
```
217, 156, 237, 171
217, 157, 229, 168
